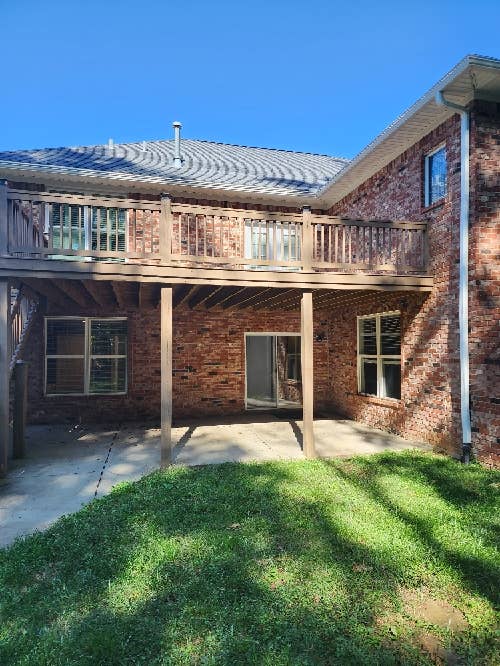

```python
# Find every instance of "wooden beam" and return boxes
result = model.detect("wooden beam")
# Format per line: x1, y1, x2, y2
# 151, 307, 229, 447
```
235, 289, 276, 310
56, 279, 97, 308
0, 279, 9, 476
13, 360, 28, 459
188, 286, 220, 309
0, 256, 434, 291
82, 280, 117, 308
21, 278, 79, 309
173, 284, 195, 308
161, 287, 173, 468
301, 291, 315, 459
252, 289, 299, 310
139, 282, 161, 309
111, 281, 139, 309
160, 193, 172, 260
203, 286, 238, 309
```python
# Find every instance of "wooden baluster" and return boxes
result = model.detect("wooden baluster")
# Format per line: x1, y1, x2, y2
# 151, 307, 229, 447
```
0, 181, 8, 257
301, 206, 313, 271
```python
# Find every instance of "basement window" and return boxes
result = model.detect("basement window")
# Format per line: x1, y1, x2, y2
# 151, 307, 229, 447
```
357, 312, 401, 399
424, 145, 447, 206
45, 317, 127, 395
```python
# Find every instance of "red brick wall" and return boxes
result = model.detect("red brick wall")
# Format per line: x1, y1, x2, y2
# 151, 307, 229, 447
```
328, 105, 499, 464
469, 101, 500, 465
24, 302, 331, 424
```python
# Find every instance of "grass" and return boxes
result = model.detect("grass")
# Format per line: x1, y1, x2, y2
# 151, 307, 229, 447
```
0, 451, 499, 665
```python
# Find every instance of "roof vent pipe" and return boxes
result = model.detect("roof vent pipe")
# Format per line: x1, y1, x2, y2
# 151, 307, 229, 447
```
107, 138, 114, 155
173, 121, 182, 167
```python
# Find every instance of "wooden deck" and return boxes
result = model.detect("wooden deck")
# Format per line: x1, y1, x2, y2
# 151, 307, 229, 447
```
0, 184, 432, 291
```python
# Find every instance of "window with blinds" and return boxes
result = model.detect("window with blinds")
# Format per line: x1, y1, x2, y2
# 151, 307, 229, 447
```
50, 204, 127, 254
357, 312, 401, 399
45, 317, 127, 395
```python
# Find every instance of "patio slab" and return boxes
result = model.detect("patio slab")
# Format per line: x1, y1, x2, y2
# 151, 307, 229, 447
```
0, 415, 430, 547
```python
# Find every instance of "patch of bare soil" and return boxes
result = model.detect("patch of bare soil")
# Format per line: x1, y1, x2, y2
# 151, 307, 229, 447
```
401, 587, 469, 631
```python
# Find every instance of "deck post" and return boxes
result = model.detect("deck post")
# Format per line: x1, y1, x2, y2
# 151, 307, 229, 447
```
160, 193, 172, 261
302, 206, 313, 271
0, 180, 8, 256
160, 286, 173, 467
13, 361, 28, 459
301, 290, 315, 458
0, 278, 10, 476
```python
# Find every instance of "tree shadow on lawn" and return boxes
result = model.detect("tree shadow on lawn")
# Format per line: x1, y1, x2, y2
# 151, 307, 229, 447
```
0, 452, 499, 665
324, 451, 500, 604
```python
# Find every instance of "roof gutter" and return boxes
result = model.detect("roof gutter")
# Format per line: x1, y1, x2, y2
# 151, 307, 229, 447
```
435, 91, 472, 463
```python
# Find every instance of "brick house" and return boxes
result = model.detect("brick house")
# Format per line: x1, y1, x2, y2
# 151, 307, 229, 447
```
0, 54, 498, 473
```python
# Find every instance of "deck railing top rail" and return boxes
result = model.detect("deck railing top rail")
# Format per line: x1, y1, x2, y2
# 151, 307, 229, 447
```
0, 184, 429, 275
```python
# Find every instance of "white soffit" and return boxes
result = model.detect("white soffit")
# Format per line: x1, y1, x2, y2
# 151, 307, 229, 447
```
317, 55, 500, 208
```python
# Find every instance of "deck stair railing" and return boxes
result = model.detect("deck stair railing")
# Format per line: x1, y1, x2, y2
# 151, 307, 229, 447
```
9, 283, 39, 375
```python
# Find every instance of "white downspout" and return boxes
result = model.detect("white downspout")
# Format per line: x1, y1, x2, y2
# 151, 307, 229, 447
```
435, 91, 472, 462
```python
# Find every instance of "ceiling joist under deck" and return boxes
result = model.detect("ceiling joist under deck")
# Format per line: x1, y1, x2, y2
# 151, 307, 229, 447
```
172, 284, 196, 308
138, 282, 161, 309
55, 279, 98, 308
81, 280, 117, 308
111, 282, 140, 309
203, 286, 243, 309
188, 286, 222, 309
21, 278, 80, 310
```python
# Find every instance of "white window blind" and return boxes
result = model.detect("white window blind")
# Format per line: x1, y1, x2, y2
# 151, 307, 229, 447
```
357, 312, 401, 399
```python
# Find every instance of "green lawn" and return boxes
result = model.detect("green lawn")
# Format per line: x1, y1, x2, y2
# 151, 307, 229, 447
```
1, 451, 499, 665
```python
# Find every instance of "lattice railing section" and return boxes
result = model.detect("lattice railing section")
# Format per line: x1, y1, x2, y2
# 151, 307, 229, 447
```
9, 284, 39, 374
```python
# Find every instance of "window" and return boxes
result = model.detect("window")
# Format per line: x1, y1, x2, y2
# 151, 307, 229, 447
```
424, 146, 447, 206
285, 336, 301, 381
244, 221, 301, 264
357, 312, 401, 399
45, 317, 127, 395
50, 204, 127, 254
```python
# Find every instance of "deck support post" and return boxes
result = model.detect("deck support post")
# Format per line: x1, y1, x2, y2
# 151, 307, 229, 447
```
160, 193, 172, 261
13, 361, 28, 459
160, 286, 173, 468
0, 278, 9, 476
301, 290, 315, 458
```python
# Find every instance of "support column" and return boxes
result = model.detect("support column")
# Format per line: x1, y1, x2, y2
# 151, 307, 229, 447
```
301, 290, 315, 458
13, 360, 28, 459
160, 286, 173, 468
0, 279, 9, 476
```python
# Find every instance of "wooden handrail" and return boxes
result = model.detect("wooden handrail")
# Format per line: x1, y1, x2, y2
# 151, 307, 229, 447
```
3, 188, 429, 274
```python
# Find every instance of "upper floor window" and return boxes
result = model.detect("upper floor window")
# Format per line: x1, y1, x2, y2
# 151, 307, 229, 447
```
357, 312, 401, 400
50, 204, 127, 254
424, 146, 447, 206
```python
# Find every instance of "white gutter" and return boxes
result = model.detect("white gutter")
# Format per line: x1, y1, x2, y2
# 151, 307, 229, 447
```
435, 91, 472, 462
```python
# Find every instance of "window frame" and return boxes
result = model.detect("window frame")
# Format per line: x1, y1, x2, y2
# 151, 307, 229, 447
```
357, 311, 401, 400
44, 316, 128, 396
424, 143, 447, 207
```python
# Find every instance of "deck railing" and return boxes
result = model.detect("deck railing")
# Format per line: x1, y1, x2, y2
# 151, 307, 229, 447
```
9, 282, 38, 374
0, 185, 429, 274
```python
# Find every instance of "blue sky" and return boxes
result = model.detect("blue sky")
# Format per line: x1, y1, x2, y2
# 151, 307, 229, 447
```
1, 0, 499, 158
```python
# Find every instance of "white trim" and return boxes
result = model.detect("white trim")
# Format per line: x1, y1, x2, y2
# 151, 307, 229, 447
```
44, 316, 128, 396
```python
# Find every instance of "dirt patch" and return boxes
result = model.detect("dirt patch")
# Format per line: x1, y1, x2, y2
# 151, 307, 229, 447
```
401, 587, 469, 631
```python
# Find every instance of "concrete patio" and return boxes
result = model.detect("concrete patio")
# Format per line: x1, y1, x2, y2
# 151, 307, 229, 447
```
0, 414, 430, 547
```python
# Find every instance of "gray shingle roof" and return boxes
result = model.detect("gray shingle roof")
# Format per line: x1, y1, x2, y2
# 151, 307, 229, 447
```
0, 139, 348, 198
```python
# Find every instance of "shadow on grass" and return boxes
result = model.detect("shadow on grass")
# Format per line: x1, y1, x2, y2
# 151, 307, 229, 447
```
0, 452, 498, 665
